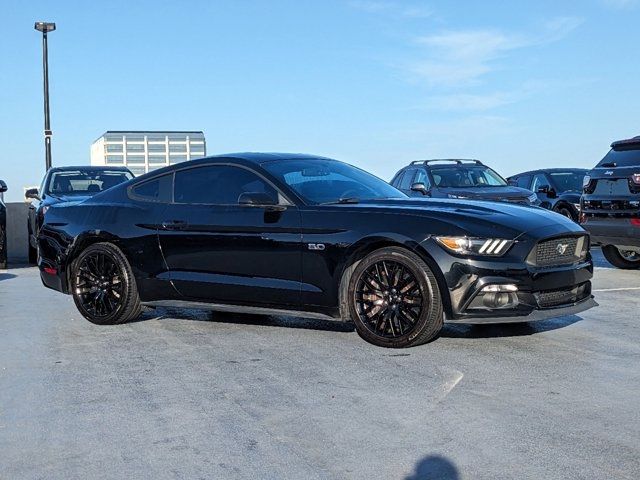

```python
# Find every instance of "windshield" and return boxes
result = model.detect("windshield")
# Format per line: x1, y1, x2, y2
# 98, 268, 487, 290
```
549, 171, 587, 192
597, 147, 640, 168
262, 158, 406, 204
47, 170, 133, 196
430, 166, 507, 188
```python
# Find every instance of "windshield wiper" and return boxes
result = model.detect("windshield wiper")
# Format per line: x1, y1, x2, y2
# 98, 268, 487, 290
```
321, 197, 360, 205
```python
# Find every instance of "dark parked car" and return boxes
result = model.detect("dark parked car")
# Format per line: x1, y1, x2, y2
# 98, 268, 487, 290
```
391, 159, 540, 205
38, 153, 596, 348
26, 166, 133, 263
0, 179, 7, 269
581, 136, 640, 269
508, 169, 588, 221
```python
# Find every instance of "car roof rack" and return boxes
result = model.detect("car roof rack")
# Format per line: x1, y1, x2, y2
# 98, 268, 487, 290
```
611, 136, 640, 148
410, 159, 484, 166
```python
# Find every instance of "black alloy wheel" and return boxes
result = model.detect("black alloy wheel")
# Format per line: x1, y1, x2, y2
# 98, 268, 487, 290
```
71, 242, 142, 324
602, 244, 640, 270
348, 247, 443, 348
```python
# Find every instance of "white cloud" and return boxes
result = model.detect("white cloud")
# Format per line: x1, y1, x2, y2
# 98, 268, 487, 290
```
410, 17, 583, 87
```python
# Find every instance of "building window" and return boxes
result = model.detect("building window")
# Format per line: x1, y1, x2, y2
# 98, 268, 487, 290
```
105, 133, 123, 142
105, 155, 124, 164
170, 155, 188, 163
148, 155, 167, 164
105, 144, 123, 153
169, 143, 187, 153
129, 167, 147, 176
126, 143, 145, 152
188, 133, 205, 141
127, 155, 145, 164
146, 134, 167, 142
124, 134, 145, 142
148, 144, 166, 153
167, 133, 188, 141
189, 153, 205, 160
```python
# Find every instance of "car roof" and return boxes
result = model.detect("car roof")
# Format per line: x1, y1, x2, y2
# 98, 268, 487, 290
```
187, 152, 337, 165
48, 166, 132, 172
510, 168, 588, 177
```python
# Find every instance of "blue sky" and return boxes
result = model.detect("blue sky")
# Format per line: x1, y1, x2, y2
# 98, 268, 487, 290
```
1, 0, 639, 201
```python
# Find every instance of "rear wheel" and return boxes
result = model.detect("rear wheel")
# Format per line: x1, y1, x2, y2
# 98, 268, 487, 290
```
555, 205, 576, 221
348, 247, 443, 348
70, 242, 142, 324
602, 245, 640, 269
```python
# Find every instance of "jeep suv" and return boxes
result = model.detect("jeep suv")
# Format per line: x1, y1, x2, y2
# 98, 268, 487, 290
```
581, 136, 640, 269
391, 159, 540, 205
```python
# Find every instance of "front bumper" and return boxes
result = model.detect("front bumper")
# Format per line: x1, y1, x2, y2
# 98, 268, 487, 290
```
445, 296, 597, 324
582, 217, 640, 247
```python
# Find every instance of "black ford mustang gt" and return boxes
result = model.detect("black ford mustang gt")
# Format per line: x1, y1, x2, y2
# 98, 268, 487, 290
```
38, 153, 597, 348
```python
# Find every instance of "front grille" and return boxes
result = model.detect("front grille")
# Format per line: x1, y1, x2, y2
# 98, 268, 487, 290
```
528, 235, 587, 267
535, 282, 590, 308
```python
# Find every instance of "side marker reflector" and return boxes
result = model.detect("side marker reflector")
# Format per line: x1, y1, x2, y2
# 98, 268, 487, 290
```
44, 267, 57, 275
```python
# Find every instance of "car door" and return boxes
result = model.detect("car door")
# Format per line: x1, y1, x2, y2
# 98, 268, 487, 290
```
158, 163, 303, 308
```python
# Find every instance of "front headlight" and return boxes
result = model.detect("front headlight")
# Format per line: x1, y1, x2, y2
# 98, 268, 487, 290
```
527, 193, 538, 204
582, 175, 591, 188
435, 236, 514, 256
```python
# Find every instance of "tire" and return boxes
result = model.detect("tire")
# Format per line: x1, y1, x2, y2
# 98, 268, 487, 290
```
602, 245, 640, 270
347, 246, 443, 348
70, 242, 142, 325
555, 205, 576, 222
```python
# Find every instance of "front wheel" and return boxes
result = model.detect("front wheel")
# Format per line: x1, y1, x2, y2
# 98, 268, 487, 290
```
555, 205, 576, 222
71, 242, 142, 324
347, 247, 443, 348
602, 245, 640, 269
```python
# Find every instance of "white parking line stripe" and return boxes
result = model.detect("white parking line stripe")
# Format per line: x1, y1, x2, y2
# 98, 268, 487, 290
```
593, 287, 640, 292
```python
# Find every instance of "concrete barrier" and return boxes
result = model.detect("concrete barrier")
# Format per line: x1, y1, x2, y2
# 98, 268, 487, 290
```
6, 202, 30, 264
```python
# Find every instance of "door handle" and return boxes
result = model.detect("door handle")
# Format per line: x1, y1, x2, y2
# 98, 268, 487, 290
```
161, 220, 188, 230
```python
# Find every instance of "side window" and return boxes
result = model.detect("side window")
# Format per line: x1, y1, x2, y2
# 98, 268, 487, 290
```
391, 171, 404, 188
414, 169, 431, 189
131, 174, 173, 202
174, 165, 278, 205
531, 174, 548, 192
515, 175, 531, 189
399, 169, 417, 190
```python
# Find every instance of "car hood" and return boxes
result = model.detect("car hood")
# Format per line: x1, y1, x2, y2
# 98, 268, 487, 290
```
435, 186, 534, 201
335, 197, 583, 239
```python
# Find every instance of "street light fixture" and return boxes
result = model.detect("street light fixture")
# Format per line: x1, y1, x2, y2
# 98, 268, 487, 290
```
34, 21, 56, 171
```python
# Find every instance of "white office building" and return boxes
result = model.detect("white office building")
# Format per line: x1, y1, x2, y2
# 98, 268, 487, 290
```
90, 131, 206, 176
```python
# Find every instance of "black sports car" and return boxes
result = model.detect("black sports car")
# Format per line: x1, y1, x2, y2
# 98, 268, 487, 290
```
26, 166, 133, 263
38, 153, 596, 348
391, 159, 540, 205
508, 169, 588, 221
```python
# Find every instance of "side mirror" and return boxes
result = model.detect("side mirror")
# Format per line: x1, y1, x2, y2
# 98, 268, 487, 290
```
537, 185, 556, 197
410, 182, 430, 196
0, 180, 7, 194
238, 191, 278, 206
25, 187, 39, 200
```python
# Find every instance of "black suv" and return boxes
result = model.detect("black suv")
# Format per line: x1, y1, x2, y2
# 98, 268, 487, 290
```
391, 159, 540, 205
581, 136, 640, 269
0, 179, 7, 269
508, 169, 588, 221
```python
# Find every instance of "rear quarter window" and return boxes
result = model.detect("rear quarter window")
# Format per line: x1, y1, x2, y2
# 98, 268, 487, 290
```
130, 174, 173, 202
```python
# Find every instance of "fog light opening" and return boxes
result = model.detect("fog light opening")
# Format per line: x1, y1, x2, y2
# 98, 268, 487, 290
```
482, 292, 519, 309
481, 284, 518, 293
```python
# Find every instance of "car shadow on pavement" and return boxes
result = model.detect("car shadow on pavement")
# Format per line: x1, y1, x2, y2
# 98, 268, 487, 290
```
441, 314, 582, 339
136, 307, 356, 333
405, 455, 459, 480
0, 273, 17, 282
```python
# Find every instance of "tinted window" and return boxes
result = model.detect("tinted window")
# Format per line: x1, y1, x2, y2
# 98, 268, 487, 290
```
47, 170, 133, 196
430, 166, 507, 188
549, 171, 587, 192
174, 165, 278, 204
262, 158, 406, 204
414, 169, 431, 189
399, 169, 417, 190
531, 174, 549, 192
597, 147, 640, 168
132, 174, 173, 202
515, 175, 531, 189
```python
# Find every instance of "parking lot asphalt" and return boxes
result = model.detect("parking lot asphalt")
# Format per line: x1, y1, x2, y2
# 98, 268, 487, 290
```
1, 248, 639, 480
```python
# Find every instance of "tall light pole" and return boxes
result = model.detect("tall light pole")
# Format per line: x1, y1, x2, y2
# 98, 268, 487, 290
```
34, 21, 56, 171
